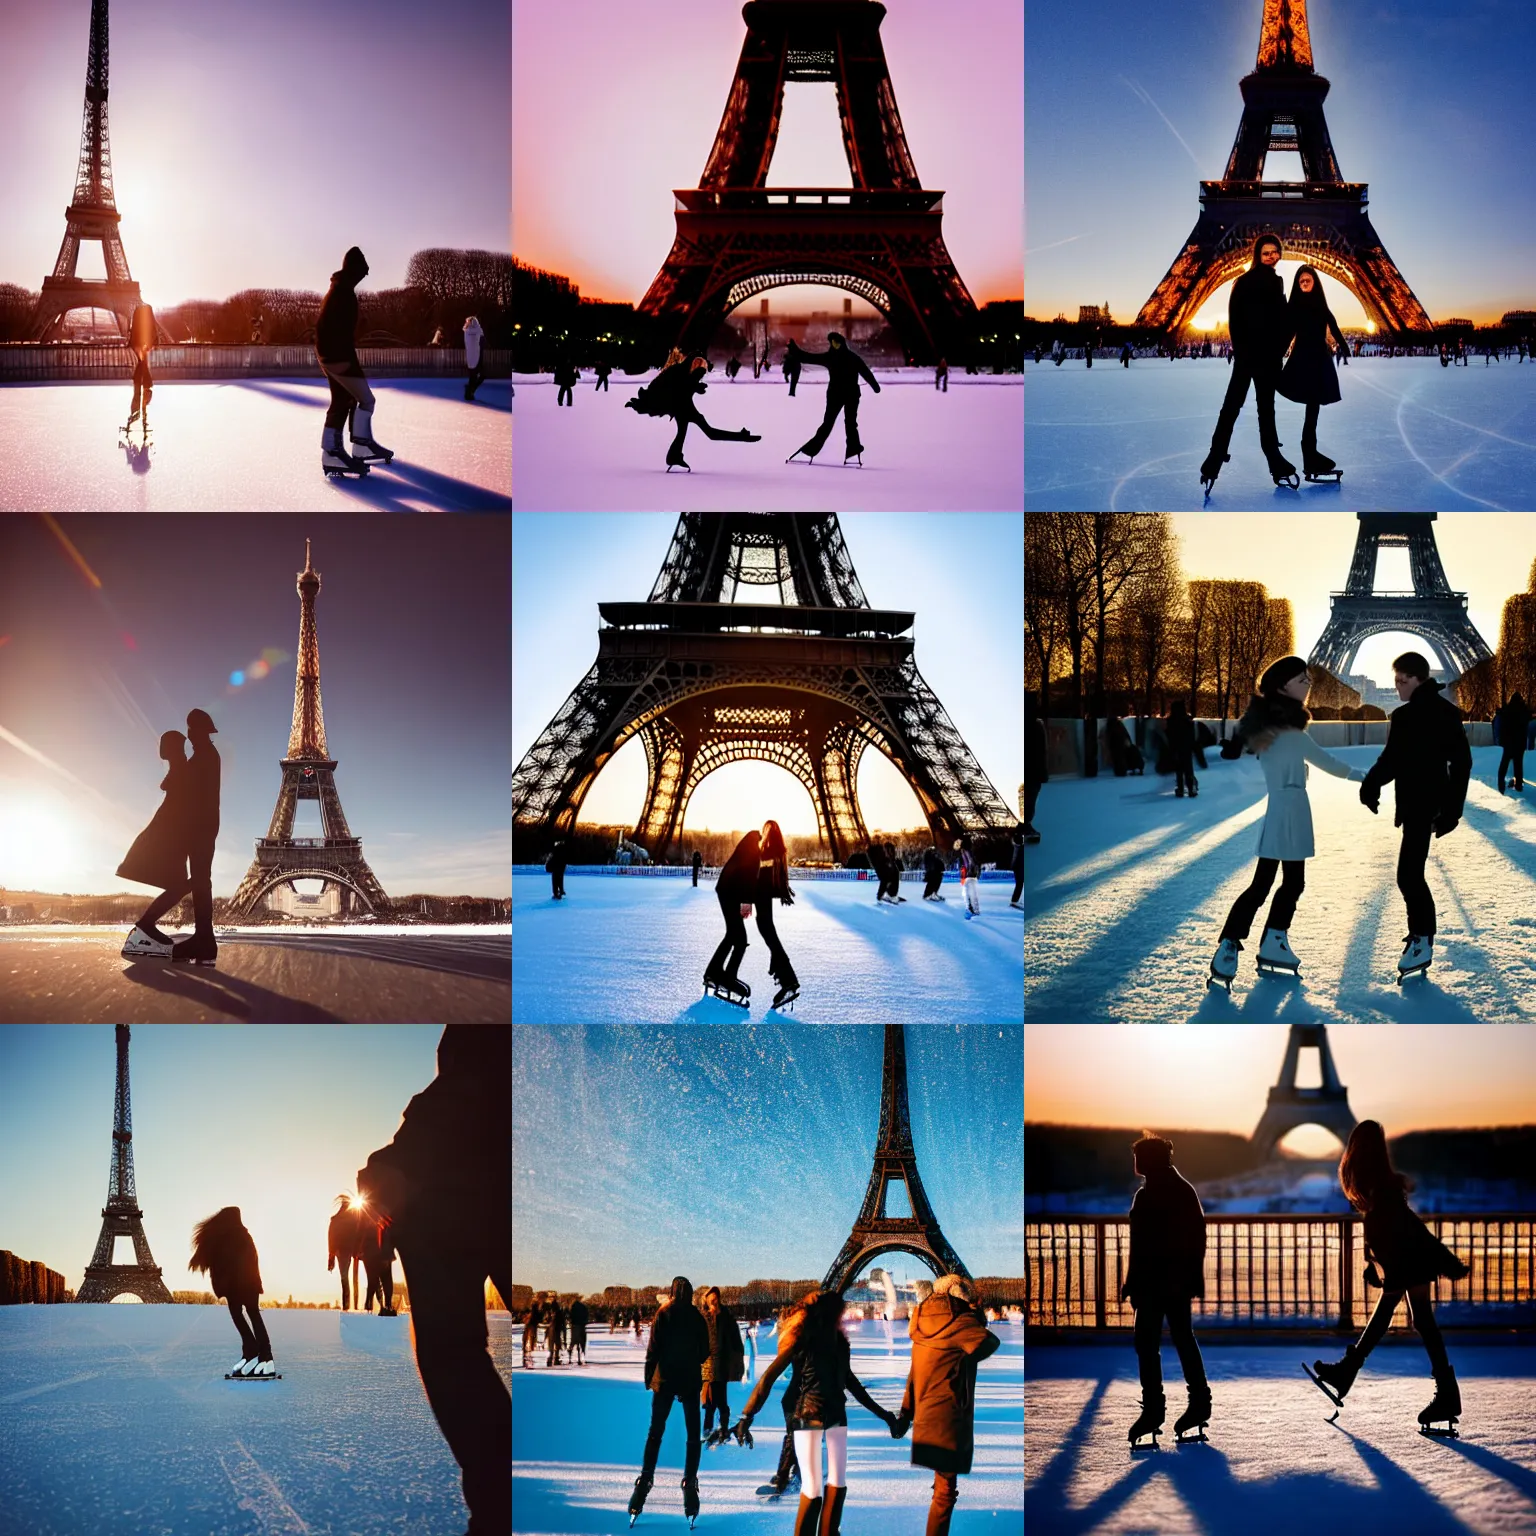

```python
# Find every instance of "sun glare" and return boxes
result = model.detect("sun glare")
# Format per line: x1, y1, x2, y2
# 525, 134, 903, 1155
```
0, 798, 80, 890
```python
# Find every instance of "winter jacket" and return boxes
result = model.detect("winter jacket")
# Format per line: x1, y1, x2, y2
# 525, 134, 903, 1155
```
463, 319, 484, 370
1228, 244, 1291, 369
898, 1295, 1001, 1475
791, 341, 880, 401
117, 757, 191, 890
701, 1305, 746, 1384
1360, 679, 1472, 828
1498, 695, 1531, 751
545, 845, 568, 875
1246, 727, 1364, 860
739, 1324, 886, 1430
958, 849, 978, 882
201, 1219, 263, 1301
1278, 299, 1349, 406
715, 831, 761, 905
130, 302, 156, 358
1121, 1164, 1206, 1304
644, 1291, 711, 1393
184, 738, 221, 843
316, 247, 368, 365
923, 848, 945, 882
553, 359, 579, 388
1165, 709, 1195, 767
569, 1298, 589, 1343
1361, 1186, 1470, 1291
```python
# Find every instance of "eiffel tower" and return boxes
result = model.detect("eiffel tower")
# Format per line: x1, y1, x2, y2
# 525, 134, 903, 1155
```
31, 0, 144, 342
230, 541, 389, 918
511, 514, 1014, 864
76, 1026, 173, 1303
1309, 515, 1493, 682
824, 1025, 970, 1292
1251, 1024, 1357, 1160
637, 0, 978, 363
1137, 0, 1432, 336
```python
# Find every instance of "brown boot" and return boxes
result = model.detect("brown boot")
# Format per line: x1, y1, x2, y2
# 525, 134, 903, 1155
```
793, 1494, 824, 1536
819, 1485, 847, 1536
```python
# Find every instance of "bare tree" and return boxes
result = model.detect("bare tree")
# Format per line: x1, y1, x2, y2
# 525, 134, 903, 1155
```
1497, 591, 1536, 703
1114, 524, 1184, 717
1024, 517, 1068, 717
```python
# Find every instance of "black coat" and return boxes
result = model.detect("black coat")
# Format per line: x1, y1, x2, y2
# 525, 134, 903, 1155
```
923, 848, 945, 880
315, 248, 368, 365
1500, 696, 1532, 749
715, 831, 761, 905
739, 1326, 885, 1430
1166, 711, 1194, 766
792, 342, 880, 401
1228, 260, 1290, 370
1026, 712, 1049, 784
117, 759, 191, 890
545, 845, 568, 874
1278, 300, 1349, 406
184, 738, 220, 844
692, 851, 703, 871
644, 1297, 710, 1392
1121, 1165, 1206, 1304
1360, 679, 1472, 828
569, 1298, 589, 1342
1363, 1187, 1469, 1290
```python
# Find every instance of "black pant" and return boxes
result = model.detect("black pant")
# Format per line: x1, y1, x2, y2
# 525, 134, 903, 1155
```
465, 360, 486, 399
755, 898, 796, 988
1221, 857, 1305, 940
692, 866, 700, 887
556, 385, 573, 406
188, 835, 216, 946
1208, 358, 1280, 460
1397, 818, 1436, 936
1011, 870, 1023, 903
227, 1294, 272, 1360
668, 406, 739, 459
1499, 745, 1526, 789
594, 375, 609, 391
1025, 781, 1040, 826
935, 373, 947, 391
1133, 1294, 1207, 1397
786, 372, 799, 396
708, 890, 748, 980
640, 1385, 701, 1481
1173, 755, 1197, 795
1302, 400, 1324, 455
549, 868, 565, 898
799, 392, 862, 458
772, 1380, 800, 1488
923, 871, 943, 899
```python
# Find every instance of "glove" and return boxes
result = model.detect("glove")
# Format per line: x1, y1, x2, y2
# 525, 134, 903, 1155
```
706, 1425, 732, 1447
893, 1410, 912, 1439
1359, 785, 1379, 814
733, 1416, 754, 1449
782, 888, 796, 906
1433, 814, 1459, 838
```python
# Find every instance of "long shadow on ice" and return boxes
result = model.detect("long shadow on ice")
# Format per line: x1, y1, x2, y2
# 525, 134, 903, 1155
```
122, 958, 343, 1022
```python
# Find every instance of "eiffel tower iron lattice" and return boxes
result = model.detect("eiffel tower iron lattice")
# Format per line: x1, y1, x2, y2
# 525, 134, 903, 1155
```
1308, 514, 1493, 683
31, 0, 144, 342
1137, 0, 1432, 336
511, 514, 1014, 865
230, 541, 389, 918
76, 1026, 174, 1303
824, 1025, 970, 1292
636, 0, 978, 363
1250, 1023, 1357, 1160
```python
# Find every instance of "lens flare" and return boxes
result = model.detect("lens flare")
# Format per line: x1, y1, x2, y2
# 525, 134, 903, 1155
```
229, 669, 245, 687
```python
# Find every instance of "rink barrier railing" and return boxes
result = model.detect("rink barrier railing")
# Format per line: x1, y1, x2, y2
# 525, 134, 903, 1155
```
1027, 1215, 1536, 1331
511, 865, 1014, 880
0, 345, 512, 382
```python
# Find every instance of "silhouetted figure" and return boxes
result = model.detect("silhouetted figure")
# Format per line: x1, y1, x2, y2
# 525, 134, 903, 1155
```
783, 347, 802, 396
922, 844, 945, 901
545, 840, 567, 899
629, 1277, 710, 1526
190, 1207, 273, 1377
1497, 691, 1530, 793
1121, 1135, 1208, 1447
172, 709, 220, 965
692, 849, 703, 887
1167, 699, 1197, 798
726, 355, 741, 380
1009, 824, 1024, 908
626, 352, 759, 470
700, 1286, 746, 1444
785, 333, 881, 463
554, 355, 579, 407
869, 839, 893, 904
934, 356, 948, 391
358, 1025, 511, 1535
755, 819, 799, 1009
569, 1297, 589, 1365
1120, 341, 1133, 368
463, 315, 486, 401
328, 1196, 365, 1310
125, 300, 155, 432
882, 840, 906, 902
593, 359, 611, 392
118, 729, 191, 958
1307, 1121, 1468, 1433
316, 245, 390, 470
1024, 692, 1047, 843
545, 1293, 566, 1367
360, 1210, 397, 1314
894, 1275, 1001, 1536
522, 1295, 543, 1367
705, 830, 759, 1001
1277, 265, 1349, 481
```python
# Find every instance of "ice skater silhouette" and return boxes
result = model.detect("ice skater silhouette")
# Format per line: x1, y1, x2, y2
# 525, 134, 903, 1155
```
190, 1207, 274, 1378
118, 729, 191, 959
785, 333, 881, 465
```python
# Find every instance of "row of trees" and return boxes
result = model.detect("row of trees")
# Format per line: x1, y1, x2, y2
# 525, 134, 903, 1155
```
0, 1252, 69, 1304
1455, 559, 1536, 721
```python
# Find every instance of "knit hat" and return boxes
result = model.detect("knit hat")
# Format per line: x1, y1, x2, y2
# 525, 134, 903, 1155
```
1259, 655, 1310, 696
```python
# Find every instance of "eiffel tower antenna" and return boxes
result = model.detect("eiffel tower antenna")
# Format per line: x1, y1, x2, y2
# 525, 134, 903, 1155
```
31, 0, 144, 342
1251, 1024, 1357, 1160
823, 1025, 970, 1292
76, 1027, 173, 1303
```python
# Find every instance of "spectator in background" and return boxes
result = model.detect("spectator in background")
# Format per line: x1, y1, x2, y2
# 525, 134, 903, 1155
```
463, 315, 486, 402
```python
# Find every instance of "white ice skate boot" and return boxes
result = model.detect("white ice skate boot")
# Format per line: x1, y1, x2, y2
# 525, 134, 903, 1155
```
1397, 934, 1433, 984
322, 427, 368, 478
121, 925, 172, 959
349, 407, 393, 463
1257, 927, 1301, 976
1207, 938, 1240, 992
254, 1359, 276, 1377
232, 1357, 257, 1376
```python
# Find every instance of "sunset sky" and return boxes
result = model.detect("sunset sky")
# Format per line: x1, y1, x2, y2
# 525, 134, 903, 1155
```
1027, 0, 1536, 327
0, 0, 509, 307
512, 0, 1022, 309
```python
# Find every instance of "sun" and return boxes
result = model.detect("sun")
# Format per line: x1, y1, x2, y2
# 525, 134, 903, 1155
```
0, 796, 80, 891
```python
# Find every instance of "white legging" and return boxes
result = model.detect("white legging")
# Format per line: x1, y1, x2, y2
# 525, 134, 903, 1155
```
793, 1426, 848, 1499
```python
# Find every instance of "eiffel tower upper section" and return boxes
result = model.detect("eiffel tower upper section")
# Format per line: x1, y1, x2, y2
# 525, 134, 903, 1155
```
288, 540, 329, 761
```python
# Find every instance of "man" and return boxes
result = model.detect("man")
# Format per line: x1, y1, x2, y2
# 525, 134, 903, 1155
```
692, 849, 703, 888
1359, 651, 1472, 981
1198, 234, 1296, 497
1121, 1134, 1209, 1448
173, 708, 221, 965
545, 1292, 566, 1368
785, 332, 882, 464
568, 1295, 589, 1366
1024, 692, 1047, 844
922, 844, 946, 902
1497, 691, 1531, 794
894, 1275, 1001, 1536
521, 1293, 543, 1369
545, 840, 568, 900
629, 1277, 710, 1526
316, 244, 391, 474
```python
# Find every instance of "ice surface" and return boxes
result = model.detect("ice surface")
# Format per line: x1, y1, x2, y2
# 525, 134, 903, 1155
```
1027, 1343, 1536, 1535
1024, 358, 1536, 510
513, 372, 1022, 510
514, 1318, 1023, 1535
512, 873, 1024, 1023
0, 1303, 512, 1536
1025, 746, 1536, 1022
0, 380, 511, 511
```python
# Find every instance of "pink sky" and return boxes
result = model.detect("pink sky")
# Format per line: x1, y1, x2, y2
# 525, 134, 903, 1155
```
512, 0, 1022, 306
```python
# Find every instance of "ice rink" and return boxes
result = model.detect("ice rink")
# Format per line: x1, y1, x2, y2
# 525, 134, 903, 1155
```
512, 872, 1023, 1024
0, 379, 511, 511
515, 1318, 1024, 1536
513, 371, 1022, 510
1027, 1342, 1536, 1535
1024, 746, 1536, 1023
1024, 358, 1536, 510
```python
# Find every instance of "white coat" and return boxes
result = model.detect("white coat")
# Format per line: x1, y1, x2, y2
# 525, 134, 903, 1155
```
463, 319, 484, 370
1251, 728, 1365, 860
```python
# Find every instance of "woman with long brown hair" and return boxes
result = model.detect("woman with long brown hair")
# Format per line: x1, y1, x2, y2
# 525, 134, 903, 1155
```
190, 1207, 274, 1379
1305, 1120, 1468, 1434
756, 820, 800, 1010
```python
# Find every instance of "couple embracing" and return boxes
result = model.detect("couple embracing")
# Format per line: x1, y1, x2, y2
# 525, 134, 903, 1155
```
1208, 651, 1471, 991
118, 707, 222, 964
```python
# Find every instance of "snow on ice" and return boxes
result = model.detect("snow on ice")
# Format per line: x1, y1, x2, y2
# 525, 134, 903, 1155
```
0, 1302, 512, 1536
1024, 746, 1536, 1023
513, 372, 1022, 510
0, 380, 511, 511
514, 1318, 1023, 1535
1027, 1343, 1536, 1535
512, 872, 1024, 1024
1024, 357, 1536, 510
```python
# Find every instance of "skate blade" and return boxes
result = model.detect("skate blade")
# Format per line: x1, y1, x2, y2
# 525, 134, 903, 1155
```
1301, 1361, 1345, 1410
1256, 962, 1301, 977
225, 1373, 281, 1379
1419, 1423, 1459, 1438
1396, 965, 1430, 986
1175, 1427, 1209, 1444
1128, 1435, 1161, 1453
1206, 975, 1234, 993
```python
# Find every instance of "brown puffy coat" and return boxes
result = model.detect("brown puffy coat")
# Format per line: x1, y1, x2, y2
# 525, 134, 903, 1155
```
898, 1294, 1001, 1474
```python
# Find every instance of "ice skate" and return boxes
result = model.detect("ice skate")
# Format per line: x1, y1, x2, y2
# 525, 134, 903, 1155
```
628, 1473, 653, 1525
1024, 825, 1040, 844
1207, 938, 1241, 993
231, 1356, 255, 1377
1256, 926, 1301, 977
735, 428, 761, 442
1418, 1368, 1461, 1438
1265, 446, 1300, 490
253, 1359, 277, 1377
121, 924, 173, 959
322, 427, 369, 478
1302, 445, 1342, 483
1199, 449, 1228, 502
703, 966, 749, 1009
786, 444, 817, 464
666, 451, 691, 472
171, 935, 218, 966
1174, 1385, 1212, 1444
771, 980, 800, 1011
1397, 933, 1433, 984
348, 407, 393, 464
682, 1474, 700, 1529
1127, 1391, 1164, 1451
1304, 1344, 1364, 1415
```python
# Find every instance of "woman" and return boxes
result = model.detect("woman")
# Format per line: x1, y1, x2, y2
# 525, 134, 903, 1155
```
625, 349, 760, 471
756, 820, 801, 1009
124, 300, 156, 436
734, 1291, 900, 1536
189, 1208, 274, 1379
462, 314, 485, 402
1277, 265, 1350, 483
1307, 1121, 1468, 1433
701, 1286, 746, 1446
1208, 656, 1365, 989
705, 829, 759, 1004
118, 730, 192, 960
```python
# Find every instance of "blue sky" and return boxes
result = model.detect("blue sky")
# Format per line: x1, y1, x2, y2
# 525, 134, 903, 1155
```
1026, 0, 1536, 326
0, 1025, 445, 1301
512, 514, 1024, 840
512, 1024, 1024, 1293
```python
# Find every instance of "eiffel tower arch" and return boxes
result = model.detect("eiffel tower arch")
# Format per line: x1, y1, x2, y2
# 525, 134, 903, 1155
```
76, 1027, 174, 1303
636, 0, 979, 363
511, 514, 1015, 865
1251, 1024, 1358, 1161
1137, 0, 1432, 337
1309, 515, 1493, 684
823, 1025, 971, 1292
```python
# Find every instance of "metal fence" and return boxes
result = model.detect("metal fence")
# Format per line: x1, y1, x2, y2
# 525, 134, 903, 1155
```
0, 345, 511, 382
1027, 1215, 1536, 1330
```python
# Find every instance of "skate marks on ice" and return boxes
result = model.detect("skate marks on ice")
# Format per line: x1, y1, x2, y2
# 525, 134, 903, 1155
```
218, 1439, 311, 1536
